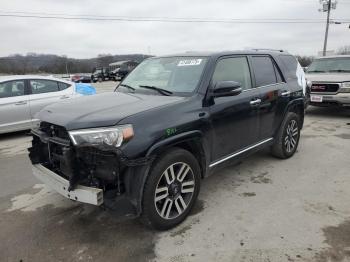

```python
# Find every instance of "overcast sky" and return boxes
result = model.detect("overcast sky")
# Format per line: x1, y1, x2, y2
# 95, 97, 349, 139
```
0, 0, 349, 58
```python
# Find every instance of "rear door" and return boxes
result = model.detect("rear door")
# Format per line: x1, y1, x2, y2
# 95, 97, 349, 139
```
0, 80, 31, 133
209, 56, 261, 162
249, 55, 289, 140
28, 79, 74, 123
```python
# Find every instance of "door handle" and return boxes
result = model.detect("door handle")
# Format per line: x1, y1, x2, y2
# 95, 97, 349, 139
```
250, 98, 261, 106
14, 101, 27, 105
281, 90, 291, 97
60, 95, 70, 99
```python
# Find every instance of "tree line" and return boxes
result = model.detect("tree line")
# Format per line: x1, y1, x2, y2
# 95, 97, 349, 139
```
0, 46, 349, 74
0, 53, 151, 75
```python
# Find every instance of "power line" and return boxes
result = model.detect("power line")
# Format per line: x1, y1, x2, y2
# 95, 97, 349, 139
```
0, 13, 349, 23
0, 10, 341, 20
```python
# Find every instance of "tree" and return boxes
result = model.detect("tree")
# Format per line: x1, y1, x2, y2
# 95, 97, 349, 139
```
97, 54, 114, 67
296, 55, 314, 67
336, 45, 350, 55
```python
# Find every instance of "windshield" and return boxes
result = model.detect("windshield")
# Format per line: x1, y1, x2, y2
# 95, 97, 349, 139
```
118, 56, 208, 95
307, 57, 350, 73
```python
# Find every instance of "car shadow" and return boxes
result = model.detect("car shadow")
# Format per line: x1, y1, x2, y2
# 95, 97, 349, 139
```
0, 130, 30, 141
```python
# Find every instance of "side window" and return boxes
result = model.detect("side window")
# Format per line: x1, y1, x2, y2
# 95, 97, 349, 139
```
212, 57, 252, 90
58, 82, 70, 91
279, 55, 298, 80
30, 80, 59, 94
0, 80, 25, 98
251, 56, 277, 87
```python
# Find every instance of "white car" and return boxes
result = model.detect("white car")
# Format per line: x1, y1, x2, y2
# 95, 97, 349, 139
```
0, 75, 89, 134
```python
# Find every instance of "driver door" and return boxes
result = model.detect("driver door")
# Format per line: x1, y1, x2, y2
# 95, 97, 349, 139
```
209, 56, 261, 163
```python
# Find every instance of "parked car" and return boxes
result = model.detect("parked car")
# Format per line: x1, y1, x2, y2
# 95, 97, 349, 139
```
0, 75, 95, 134
306, 55, 350, 107
71, 74, 91, 83
109, 60, 139, 81
91, 67, 110, 82
29, 50, 305, 230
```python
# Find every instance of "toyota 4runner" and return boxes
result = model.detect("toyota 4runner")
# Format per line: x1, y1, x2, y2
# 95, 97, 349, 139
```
29, 50, 305, 230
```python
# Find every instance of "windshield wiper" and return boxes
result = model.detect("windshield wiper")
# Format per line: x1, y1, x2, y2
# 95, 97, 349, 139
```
139, 85, 173, 96
328, 69, 350, 73
118, 84, 136, 91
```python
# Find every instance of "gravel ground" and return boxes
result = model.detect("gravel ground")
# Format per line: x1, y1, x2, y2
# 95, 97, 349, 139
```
0, 104, 349, 262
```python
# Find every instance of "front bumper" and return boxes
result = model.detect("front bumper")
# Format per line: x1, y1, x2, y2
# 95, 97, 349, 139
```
32, 164, 103, 206
310, 92, 350, 106
29, 123, 154, 215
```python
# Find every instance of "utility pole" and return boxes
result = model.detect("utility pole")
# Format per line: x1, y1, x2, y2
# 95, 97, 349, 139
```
323, 0, 331, 56
319, 0, 337, 56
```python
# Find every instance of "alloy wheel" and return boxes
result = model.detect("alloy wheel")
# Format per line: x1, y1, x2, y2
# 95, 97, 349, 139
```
154, 162, 195, 220
284, 119, 299, 153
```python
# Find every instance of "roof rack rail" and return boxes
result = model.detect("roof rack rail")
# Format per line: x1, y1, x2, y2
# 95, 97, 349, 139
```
251, 48, 284, 52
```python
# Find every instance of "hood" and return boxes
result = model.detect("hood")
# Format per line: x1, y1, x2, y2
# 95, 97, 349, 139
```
305, 73, 350, 83
37, 92, 184, 130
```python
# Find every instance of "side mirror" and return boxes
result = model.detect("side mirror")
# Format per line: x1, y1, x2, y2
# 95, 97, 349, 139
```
211, 81, 242, 98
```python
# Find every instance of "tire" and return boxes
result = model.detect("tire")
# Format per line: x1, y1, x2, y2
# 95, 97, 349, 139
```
141, 148, 201, 230
271, 112, 301, 159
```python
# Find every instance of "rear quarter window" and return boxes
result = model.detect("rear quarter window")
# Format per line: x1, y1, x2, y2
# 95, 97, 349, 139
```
58, 82, 71, 91
279, 55, 298, 80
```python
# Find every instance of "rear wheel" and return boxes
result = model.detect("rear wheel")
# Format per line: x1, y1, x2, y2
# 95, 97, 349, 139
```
141, 148, 200, 230
271, 112, 301, 159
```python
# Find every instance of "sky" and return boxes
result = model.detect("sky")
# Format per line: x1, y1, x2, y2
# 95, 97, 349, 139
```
0, 0, 349, 58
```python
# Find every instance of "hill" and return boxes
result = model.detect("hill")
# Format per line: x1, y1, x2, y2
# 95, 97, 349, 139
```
0, 53, 151, 74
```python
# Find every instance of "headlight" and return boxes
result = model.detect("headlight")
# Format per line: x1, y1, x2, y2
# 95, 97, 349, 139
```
340, 82, 350, 93
68, 125, 134, 147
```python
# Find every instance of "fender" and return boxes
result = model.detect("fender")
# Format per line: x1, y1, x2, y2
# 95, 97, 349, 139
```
146, 130, 204, 157
279, 97, 305, 132
124, 130, 207, 216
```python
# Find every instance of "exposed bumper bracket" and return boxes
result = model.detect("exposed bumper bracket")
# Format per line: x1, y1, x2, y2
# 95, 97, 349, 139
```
32, 164, 103, 206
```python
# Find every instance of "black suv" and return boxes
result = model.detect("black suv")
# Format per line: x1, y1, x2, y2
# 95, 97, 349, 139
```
29, 50, 305, 230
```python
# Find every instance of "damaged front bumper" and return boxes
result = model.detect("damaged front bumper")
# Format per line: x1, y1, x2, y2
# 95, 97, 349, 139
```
33, 164, 103, 205
28, 122, 154, 215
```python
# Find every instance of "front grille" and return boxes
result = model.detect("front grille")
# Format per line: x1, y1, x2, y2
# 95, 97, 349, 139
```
311, 83, 340, 93
40, 122, 70, 140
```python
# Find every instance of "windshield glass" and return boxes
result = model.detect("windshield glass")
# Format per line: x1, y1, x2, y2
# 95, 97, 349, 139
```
307, 57, 350, 73
119, 56, 208, 95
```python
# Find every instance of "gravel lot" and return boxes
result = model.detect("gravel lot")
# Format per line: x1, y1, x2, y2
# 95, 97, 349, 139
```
0, 87, 349, 262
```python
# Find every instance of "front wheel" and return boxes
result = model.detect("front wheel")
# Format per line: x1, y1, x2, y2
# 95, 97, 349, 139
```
141, 148, 201, 230
271, 112, 301, 159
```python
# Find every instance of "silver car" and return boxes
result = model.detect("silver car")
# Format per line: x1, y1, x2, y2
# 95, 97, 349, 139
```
0, 75, 83, 134
306, 55, 350, 107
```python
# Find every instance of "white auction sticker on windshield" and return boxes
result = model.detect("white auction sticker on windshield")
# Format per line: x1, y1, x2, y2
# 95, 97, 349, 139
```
178, 59, 202, 66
